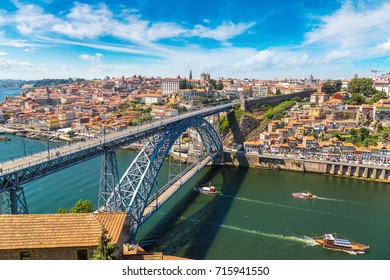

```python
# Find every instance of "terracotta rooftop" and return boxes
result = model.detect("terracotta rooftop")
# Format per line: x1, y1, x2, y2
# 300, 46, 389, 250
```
0, 212, 127, 250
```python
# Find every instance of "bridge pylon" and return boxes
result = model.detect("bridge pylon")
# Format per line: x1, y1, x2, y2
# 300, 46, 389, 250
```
98, 151, 119, 212
0, 184, 28, 214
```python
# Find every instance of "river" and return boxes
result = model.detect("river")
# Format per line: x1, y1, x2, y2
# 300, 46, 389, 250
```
0, 88, 21, 101
0, 134, 389, 260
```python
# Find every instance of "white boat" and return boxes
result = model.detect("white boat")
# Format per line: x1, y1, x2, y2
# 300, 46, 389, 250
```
193, 182, 221, 195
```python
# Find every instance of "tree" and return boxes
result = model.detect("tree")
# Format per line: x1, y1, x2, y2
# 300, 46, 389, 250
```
275, 89, 281, 95
217, 81, 223, 90
179, 79, 188, 89
91, 229, 117, 260
70, 199, 93, 213
347, 78, 377, 96
358, 127, 370, 142
372, 91, 387, 103
347, 93, 366, 105
208, 79, 217, 89
322, 80, 341, 94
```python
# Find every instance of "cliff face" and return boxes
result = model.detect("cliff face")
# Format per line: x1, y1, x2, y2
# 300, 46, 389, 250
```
221, 114, 258, 146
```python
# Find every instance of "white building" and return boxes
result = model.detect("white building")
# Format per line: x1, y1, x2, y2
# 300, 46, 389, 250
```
162, 78, 181, 96
252, 85, 268, 98
374, 81, 390, 96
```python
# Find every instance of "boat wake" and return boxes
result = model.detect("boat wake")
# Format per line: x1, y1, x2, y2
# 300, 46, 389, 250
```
214, 223, 318, 246
319, 246, 364, 255
171, 213, 316, 246
221, 194, 325, 214
315, 197, 365, 205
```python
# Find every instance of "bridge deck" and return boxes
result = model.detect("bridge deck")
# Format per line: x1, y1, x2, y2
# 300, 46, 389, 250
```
0, 103, 235, 176
141, 155, 212, 222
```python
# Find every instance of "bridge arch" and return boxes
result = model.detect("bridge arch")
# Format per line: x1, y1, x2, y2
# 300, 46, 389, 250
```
105, 116, 223, 240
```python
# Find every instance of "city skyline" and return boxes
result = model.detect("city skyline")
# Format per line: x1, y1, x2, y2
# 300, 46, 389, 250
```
0, 0, 390, 80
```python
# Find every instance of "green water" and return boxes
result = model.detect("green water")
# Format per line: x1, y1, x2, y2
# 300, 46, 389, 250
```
1, 136, 389, 259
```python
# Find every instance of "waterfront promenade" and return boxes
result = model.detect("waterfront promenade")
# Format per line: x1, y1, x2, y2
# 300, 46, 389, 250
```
229, 152, 390, 181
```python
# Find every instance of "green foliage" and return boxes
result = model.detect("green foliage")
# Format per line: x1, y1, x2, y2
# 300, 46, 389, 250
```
33, 78, 85, 87
66, 130, 76, 137
91, 229, 117, 260
371, 91, 387, 103
322, 80, 342, 94
217, 81, 224, 90
358, 127, 370, 142
56, 208, 69, 213
263, 101, 294, 121
377, 122, 383, 132
219, 107, 244, 134
70, 199, 93, 213
345, 93, 366, 105
347, 78, 377, 96
334, 127, 378, 147
56, 199, 93, 213
275, 89, 281, 95
220, 115, 229, 134
208, 79, 217, 89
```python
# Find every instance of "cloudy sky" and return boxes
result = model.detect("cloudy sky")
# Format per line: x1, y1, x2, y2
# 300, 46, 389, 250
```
0, 0, 390, 80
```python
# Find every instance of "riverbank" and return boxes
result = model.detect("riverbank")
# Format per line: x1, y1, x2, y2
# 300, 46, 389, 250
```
221, 151, 390, 183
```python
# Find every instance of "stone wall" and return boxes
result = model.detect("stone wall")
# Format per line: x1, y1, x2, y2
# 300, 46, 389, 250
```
221, 152, 389, 182
241, 90, 316, 110
0, 246, 96, 260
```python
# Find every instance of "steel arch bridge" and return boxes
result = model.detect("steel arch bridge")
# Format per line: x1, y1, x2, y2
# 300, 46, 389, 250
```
102, 116, 223, 240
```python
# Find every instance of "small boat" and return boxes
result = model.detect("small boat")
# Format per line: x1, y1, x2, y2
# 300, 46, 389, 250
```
0, 136, 11, 141
292, 191, 316, 199
313, 233, 369, 254
26, 133, 39, 139
193, 182, 220, 195
0, 129, 5, 134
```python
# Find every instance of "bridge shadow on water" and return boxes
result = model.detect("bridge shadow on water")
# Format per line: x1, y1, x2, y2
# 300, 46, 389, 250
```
140, 161, 249, 259
140, 110, 249, 259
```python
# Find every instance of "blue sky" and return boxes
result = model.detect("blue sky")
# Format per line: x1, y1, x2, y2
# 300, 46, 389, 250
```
0, 0, 390, 80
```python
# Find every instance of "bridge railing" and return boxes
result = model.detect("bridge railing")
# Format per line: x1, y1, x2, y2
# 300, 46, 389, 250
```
0, 102, 237, 175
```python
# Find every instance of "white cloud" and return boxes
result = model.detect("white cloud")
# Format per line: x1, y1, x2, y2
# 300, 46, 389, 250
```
323, 50, 353, 62
80, 53, 103, 64
0, 58, 38, 72
305, 2, 390, 49
0, 31, 35, 48
52, 3, 112, 39
13, 3, 59, 35
191, 21, 255, 41
372, 39, 390, 55
240, 50, 276, 69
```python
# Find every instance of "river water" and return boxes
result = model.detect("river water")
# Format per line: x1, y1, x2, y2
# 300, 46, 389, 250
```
0, 88, 21, 101
1, 132, 389, 260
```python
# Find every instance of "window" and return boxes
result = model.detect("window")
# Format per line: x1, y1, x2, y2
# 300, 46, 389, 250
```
77, 249, 88, 260
19, 251, 32, 260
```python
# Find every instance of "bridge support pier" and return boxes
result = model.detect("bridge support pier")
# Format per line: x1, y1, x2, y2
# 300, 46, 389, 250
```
0, 185, 28, 214
98, 151, 119, 212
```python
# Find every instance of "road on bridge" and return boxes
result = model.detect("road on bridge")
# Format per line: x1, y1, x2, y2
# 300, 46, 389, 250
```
141, 155, 212, 222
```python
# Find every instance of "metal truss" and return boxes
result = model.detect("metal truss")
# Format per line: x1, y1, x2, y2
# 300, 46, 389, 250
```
98, 151, 119, 212
0, 104, 231, 214
0, 186, 28, 214
106, 116, 223, 241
